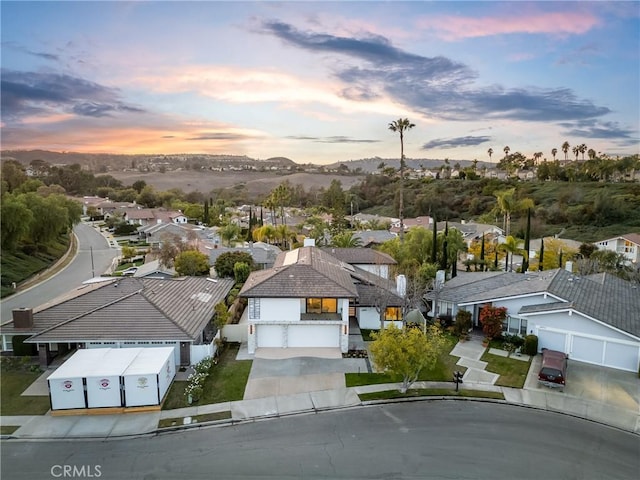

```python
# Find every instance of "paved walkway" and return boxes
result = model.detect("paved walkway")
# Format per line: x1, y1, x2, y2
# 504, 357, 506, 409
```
2, 336, 639, 439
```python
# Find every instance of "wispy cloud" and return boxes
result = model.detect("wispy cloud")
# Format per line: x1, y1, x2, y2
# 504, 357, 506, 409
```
287, 135, 379, 144
187, 132, 253, 141
1, 70, 145, 121
422, 136, 491, 150
415, 11, 601, 41
558, 119, 638, 145
2, 41, 60, 61
261, 21, 610, 123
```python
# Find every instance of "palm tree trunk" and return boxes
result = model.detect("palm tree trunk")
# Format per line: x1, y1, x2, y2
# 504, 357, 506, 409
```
399, 132, 405, 243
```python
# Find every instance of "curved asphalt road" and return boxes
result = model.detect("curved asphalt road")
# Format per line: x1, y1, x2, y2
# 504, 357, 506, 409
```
0, 222, 118, 323
1, 402, 637, 479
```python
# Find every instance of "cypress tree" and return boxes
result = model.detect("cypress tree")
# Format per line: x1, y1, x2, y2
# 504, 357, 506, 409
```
441, 221, 449, 272
539, 238, 545, 271
431, 215, 437, 264
494, 242, 499, 269
480, 233, 485, 271
522, 208, 531, 273
247, 207, 253, 241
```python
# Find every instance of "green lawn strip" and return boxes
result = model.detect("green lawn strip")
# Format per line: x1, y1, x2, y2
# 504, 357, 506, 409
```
158, 411, 231, 428
1, 425, 20, 435
162, 344, 252, 410
0, 371, 51, 415
481, 351, 531, 388
347, 333, 464, 387
359, 388, 505, 401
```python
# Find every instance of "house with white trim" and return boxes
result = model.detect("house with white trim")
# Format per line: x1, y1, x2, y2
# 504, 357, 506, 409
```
595, 233, 640, 265
1, 276, 234, 367
239, 244, 404, 355
425, 268, 640, 372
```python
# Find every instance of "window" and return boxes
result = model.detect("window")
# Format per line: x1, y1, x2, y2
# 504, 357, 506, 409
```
385, 307, 401, 321
306, 298, 337, 314
504, 316, 527, 336
248, 298, 260, 319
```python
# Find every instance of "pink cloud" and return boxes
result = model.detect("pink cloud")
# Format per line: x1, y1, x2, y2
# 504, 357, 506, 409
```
416, 11, 602, 41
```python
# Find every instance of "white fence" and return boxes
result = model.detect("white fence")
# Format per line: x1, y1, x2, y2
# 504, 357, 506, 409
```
190, 331, 221, 364
222, 324, 247, 343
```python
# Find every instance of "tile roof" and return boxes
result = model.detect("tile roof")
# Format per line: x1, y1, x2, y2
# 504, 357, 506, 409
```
240, 246, 358, 298
320, 247, 397, 265
430, 269, 640, 338
7, 276, 234, 343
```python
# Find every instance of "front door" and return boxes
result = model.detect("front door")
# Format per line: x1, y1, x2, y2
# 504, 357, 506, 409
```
180, 342, 190, 365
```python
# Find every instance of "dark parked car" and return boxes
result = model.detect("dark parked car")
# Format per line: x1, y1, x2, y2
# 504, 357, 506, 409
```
538, 348, 568, 390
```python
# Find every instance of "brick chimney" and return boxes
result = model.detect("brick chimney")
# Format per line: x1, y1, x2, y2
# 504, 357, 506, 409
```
12, 308, 34, 329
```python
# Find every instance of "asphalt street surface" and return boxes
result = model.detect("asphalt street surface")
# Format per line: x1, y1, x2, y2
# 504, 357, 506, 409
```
2, 402, 637, 480
0, 223, 117, 323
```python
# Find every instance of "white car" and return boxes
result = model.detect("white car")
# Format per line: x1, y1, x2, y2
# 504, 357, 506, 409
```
121, 267, 138, 276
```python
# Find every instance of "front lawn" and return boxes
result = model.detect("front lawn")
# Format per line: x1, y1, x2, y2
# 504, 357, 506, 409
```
162, 343, 252, 410
481, 350, 532, 388
346, 333, 464, 387
359, 388, 505, 401
0, 370, 51, 415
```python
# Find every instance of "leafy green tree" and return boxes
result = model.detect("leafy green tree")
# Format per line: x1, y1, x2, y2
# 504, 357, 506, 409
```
370, 324, 447, 393
174, 250, 210, 276
214, 251, 254, 278
1, 160, 28, 192
213, 301, 230, 330
330, 231, 362, 248
136, 185, 160, 207
233, 262, 251, 284
21, 193, 68, 244
121, 246, 137, 264
219, 223, 241, 246
1, 194, 33, 250
132, 180, 147, 193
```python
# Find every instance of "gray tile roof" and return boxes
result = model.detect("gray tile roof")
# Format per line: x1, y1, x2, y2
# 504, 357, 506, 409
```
13, 276, 234, 343
240, 247, 358, 298
320, 247, 396, 265
426, 270, 558, 304
430, 268, 640, 338
353, 230, 396, 246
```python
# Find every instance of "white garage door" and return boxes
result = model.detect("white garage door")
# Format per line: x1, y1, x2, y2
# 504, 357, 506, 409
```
603, 342, 640, 372
571, 335, 604, 365
288, 325, 340, 348
538, 329, 567, 352
257, 325, 283, 348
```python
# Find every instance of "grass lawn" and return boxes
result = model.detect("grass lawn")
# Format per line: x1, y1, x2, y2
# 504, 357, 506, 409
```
158, 411, 231, 428
481, 350, 532, 388
346, 334, 464, 387
1, 425, 20, 435
162, 343, 252, 410
359, 388, 505, 401
0, 371, 51, 415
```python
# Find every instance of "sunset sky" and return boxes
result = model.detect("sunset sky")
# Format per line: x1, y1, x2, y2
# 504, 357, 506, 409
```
1, 1, 639, 164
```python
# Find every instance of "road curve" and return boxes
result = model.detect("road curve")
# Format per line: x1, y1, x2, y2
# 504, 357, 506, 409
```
0, 222, 118, 323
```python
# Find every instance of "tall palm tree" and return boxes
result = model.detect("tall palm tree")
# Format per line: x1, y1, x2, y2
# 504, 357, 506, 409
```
551, 148, 558, 161
388, 118, 415, 243
330, 231, 363, 248
533, 152, 543, 165
562, 141, 570, 161
579, 143, 587, 161
572, 145, 579, 161
499, 235, 522, 272
487, 148, 493, 163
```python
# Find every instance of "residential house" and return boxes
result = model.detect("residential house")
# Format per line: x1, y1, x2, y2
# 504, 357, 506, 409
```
595, 233, 640, 265
425, 268, 640, 372
239, 244, 404, 355
353, 230, 396, 247
390, 215, 433, 235
208, 242, 282, 272
321, 247, 396, 279
1, 276, 234, 367
132, 259, 176, 279
119, 207, 187, 226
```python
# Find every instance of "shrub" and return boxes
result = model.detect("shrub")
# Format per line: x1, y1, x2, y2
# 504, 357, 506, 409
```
214, 251, 254, 278
479, 305, 507, 340
454, 310, 472, 337
523, 334, 538, 356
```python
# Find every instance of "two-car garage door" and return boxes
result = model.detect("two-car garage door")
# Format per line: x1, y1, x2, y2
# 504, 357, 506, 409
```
538, 328, 640, 372
256, 324, 341, 349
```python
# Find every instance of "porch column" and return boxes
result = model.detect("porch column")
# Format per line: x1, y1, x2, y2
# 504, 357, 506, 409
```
38, 343, 52, 368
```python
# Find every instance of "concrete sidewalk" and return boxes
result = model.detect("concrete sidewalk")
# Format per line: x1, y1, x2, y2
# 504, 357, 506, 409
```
3, 337, 639, 439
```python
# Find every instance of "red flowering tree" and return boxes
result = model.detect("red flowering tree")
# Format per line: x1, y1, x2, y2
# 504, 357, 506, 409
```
479, 305, 507, 340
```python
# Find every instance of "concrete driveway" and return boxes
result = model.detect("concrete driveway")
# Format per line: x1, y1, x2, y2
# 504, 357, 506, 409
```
244, 356, 368, 400
526, 355, 640, 413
